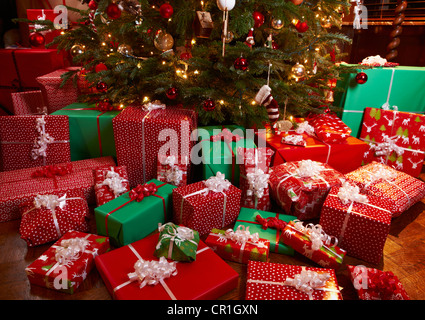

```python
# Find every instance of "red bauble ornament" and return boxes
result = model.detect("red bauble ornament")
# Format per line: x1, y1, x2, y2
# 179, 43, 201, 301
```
180, 52, 192, 60
88, 0, 98, 10
355, 72, 368, 84
106, 3, 121, 19
202, 99, 215, 111
96, 81, 108, 93
29, 32, 45, 47
253, 11, 265, 28
234, 56, 249, 71
159, 3, 174, 19
95, 63, 108, 73
295, 21, 309, 33
166, 87, 178, 100
290, 0, 304, 5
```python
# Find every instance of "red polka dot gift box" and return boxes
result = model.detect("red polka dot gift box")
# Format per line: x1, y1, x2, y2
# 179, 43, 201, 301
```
268, 160, 345, 220
319, 180, 393, 264
93, 165, 130, 206
25, 230, 110, 294
246, 261, 342, 300
0, 114, 71, 172
172, 172, 242, 236
308, 112, 352, 144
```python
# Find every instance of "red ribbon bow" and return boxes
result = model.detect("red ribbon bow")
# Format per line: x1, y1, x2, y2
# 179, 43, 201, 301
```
129, 182, 159, 202
210, 128, 242, 143
96, 100, 115, 112
31, 164, 73, 178
255, 215, 287, 231
368, 270, 402, 300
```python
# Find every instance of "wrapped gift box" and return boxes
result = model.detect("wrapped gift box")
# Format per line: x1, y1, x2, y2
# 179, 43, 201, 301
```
172, 173, 241, 235
113, 104, 197, 188
11, 90, 45, 115
95, 232, 239, 300
0, 114, 71, 171
197, 126, 256, 187
233, 207, 295, 256
52, 103, 120, 161
157, 154, 189, 187
359, 107, 425, 177
205, 227, 270, 264
319, 181, 393, 264
281, 220, 346, 269
268, 160, 345, 220
25, 230, 110, 294
308, 112, 352, 144
0, 156, 115, 222
94, 165, 130, 206
19, 190, 89, 247
95, 179, 176, 247
246, 261, 342, 300
347, 265, 410, 300
345, 161, 425, 217
237, 147, 274, 211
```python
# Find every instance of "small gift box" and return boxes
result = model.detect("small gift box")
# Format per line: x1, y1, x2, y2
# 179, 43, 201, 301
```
233, 207, 295, 256
281, 220, 346, 269
319, 181, 393, 264
154, 222, 200, 262
95, 180, 176, 247
268, 160, 345, 220
345, 161, 425, 217
157, 154, 189, 187
347, 265, 410, 300
205, 226, 270, 264
237, 147, 274, 211
246, 261, 342, 300
19, 191, 90, 247
95, 232, 239, 300
172, 172, 241, 235
25, 230, 110, 294
308, 112, 352, 144
94, 166, 130, 206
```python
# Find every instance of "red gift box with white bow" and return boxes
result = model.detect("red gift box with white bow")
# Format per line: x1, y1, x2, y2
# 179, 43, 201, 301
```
308, 112, 352, 144
94, 165, 130, 206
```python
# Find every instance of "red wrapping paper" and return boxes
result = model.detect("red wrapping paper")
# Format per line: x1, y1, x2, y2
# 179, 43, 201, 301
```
172, 179, 242, 236
246, 261, 342, 300
157, 154, 189, 187
268, 160, 345, 220
19, 190, 90, 247
237, 147, 274, 211
95, 232, 239, 300
0, 114, 71, 171
0, 156, 116, 222
360, 107, 425, 177
11, 90, 45, 115
93, 165, 130, 206
25, 230, 110, 294
345, 161, 425, 217
308, 112, 352, 143
112, 105, 197, 188
347, 265, 410, 300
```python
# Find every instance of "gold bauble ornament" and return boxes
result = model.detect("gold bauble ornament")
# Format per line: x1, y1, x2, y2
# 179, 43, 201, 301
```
271, 18, 284, 30
291, 63, 306, 79
70, 44, 85, 57
224, 31, 234, 43
154, 31, 174, 52
117, 44, 134, 55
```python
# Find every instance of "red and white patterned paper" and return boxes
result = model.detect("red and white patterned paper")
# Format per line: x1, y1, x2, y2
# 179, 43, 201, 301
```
309, 113, 352, 144
94, 166, 130, 206
0, 114, 71, 171
11, 90, 46, 115
157, 154, 189, 187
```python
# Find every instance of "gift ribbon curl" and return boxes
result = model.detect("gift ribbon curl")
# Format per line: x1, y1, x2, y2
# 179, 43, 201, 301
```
98, 168, 128, 197
295, 159, 325, 178
283, 270, 331, 300
370, 136, 404, 157
55, 237, 90, 265
156, 223, 198, 259
246, 168, 269, 199
295, 121, 315, 136
223, 225, 260, 246
127, 256, 177, 289
291, 220, 339, 251
204, 171, 232, 194
337, 181, 369, 206
31, 115, 55, 160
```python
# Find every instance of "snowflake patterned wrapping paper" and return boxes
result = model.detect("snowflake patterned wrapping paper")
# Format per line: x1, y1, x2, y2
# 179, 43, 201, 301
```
112, 105, 197, 188
359, 107, 425, 177
205, 227, 270, 264
345, 161, 425, 217
237, 147, 274, 211
157, 154, 189, 187
94, 232, 239, 300
93, 165, 130, 206
0, 156, 116, 222
11, 90, 45, 115
246, 261, 342, 300
25, 230, 110, 294
0, 114, 71, 171
308, 112, 352, 144
347, 265, 410, 300
319, 184, 393, 264
268, 160, 345, 220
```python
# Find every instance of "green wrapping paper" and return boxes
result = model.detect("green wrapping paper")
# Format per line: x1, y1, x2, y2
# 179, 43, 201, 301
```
52, 103, 120, 161
94, 179, 176, 247
233, 207, 296, 256
154, 222, 200, 262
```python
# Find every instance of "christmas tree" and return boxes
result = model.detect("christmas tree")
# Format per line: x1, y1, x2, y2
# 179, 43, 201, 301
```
26, 0, 358, 128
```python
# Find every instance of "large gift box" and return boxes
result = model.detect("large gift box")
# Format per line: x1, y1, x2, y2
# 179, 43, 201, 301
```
319, 181, 393, 264
94, 165, 130, 206
345, 161, 425, 217
52, 103, 120, 161
95, 232, 239, 300
197, 125, 257, 186
233, 207, 295, 256
11, 90, 45, 115
172, 172, 241, 236
268, 160, 345, 220
95, 179, 176, 247
359, 107, 425, 177
0, 114, 71, 171
25, 230, 110, 294
113, 104, 197, 188
246, 261, 342, 300
0, 156, 116, 222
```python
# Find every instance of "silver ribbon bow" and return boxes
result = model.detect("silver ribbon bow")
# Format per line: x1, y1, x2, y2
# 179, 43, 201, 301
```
162, 156, 184, 186
283, 134, 305, 145
55, 237, 90, 265
127, 256, 177, 289
295, 121, 315, 136
283, 270, 331, 299
31, 115, 55, 160
337, 181, 369, 205
142, 100, 166, 112
370, 136, 404, 157
204, 172, 231, 193
295, 160, 325, 178
33, 194, 67, 211
224, 225, 260, 246
98, 168, 128, 197
246, 168, 269, 199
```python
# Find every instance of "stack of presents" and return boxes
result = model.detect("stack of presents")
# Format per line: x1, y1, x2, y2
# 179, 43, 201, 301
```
1, 10, 425, 302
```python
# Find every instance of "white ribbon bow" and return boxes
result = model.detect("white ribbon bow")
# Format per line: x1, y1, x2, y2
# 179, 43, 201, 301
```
127, 256, 177, 289
142, 100, 166, 112
204, 172, 231, 193
365, 166, 397, 186
292, 220, 338, 251
283, 270, 331, 299
98, 168, 128, 197
337, 181, 369, 205
246, 168, 269, 199
370, 136, 404, 157
32, 116, 55, 160
223, 225, 260, 246
162, 156, 184, 186
361, 55, 388, 66
55, 237, 89, 265
33, 194, 68, 211
283, 134, 305, 146
295, 121, 315, 136
295, 160, 325, 178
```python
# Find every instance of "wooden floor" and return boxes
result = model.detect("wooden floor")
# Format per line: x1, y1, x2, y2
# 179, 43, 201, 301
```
1, 172, 425, 301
